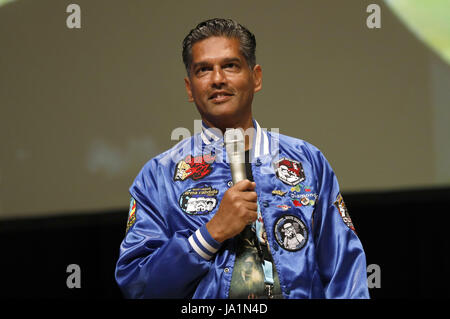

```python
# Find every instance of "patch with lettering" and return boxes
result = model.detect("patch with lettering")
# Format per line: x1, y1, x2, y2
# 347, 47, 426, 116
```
334, 193, 356, 232
174, 154, 215, 181
273, 158, 305, 186
179, 184, 219, 215
274, 214, 308, 252
289, 184, 318, 207
126, 197, 136, 233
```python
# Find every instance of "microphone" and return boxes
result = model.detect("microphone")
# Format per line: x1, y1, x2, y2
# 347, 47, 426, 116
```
224, 128, 247, 185
224, 128, 254, 227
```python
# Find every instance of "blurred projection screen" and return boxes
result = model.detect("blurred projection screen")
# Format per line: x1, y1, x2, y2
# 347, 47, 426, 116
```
0, 0, 449, 219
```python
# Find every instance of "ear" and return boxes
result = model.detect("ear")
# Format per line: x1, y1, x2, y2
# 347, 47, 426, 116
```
184, 77, 194, 102
252, 64, 262, 93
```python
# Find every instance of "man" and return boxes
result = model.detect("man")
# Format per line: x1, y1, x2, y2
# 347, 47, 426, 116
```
115, 18, 370, 299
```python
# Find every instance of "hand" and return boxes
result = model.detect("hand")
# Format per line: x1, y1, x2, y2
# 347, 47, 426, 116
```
206, 179, 258, 243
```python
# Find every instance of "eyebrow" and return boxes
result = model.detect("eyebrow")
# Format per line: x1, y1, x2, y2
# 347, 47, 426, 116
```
192, 57, 242, 70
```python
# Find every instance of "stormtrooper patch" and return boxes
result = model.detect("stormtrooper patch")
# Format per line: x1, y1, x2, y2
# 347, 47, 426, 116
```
126, 197, 136, 233
274, 214, 308, 252
174, 154, 216, 181
334, 193, 356, 232
179, 184, 219, 215
273, 158, 305, 186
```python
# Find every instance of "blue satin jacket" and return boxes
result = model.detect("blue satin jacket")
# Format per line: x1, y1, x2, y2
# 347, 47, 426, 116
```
115, 120, 370, 299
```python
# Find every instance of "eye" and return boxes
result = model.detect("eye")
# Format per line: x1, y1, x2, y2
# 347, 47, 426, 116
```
196, 66, 211, 75
224, 63, 237, 69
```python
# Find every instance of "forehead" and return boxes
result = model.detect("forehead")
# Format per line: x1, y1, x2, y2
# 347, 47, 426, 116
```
191, 36, 243, 63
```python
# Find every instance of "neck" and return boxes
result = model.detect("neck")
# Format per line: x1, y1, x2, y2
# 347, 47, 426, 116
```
203, 116, 254, 151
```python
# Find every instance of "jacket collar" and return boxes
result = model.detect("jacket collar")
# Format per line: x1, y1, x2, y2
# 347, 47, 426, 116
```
200, 119, 270, 159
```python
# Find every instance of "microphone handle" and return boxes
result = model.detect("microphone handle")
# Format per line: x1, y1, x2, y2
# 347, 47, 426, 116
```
230, 160, 247, 185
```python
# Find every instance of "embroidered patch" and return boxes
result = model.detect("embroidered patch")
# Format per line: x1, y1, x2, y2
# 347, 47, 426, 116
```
290, 184, 313, 193
274, 214, 308, 252
273, 158, 305, 186
289, 192, 318, 207
179, 184, 219, 215
334, 193, 355, 232
272, 189, 287, 197
174, 154, 215, 181
126, 197, 136, 233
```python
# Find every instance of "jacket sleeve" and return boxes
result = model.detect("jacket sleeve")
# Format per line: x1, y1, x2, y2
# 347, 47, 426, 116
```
310, 149, 370, 299
115, 159, 222, 298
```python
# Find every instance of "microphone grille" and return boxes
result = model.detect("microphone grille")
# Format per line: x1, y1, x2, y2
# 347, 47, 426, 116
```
224, 128, 244, 144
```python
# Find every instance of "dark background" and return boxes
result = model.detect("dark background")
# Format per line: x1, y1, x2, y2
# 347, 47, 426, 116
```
2, 186, 449, 299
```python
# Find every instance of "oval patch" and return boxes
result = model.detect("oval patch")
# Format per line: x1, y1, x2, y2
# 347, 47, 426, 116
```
179, 184, 219, 215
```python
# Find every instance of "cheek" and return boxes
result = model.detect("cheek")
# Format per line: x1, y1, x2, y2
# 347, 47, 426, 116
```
233, 84, 253, 100
190, 81, 208, 99
236, 78, 255, 96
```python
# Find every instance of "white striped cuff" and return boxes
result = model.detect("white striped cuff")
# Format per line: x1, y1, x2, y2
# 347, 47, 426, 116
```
188, 224, 222, 260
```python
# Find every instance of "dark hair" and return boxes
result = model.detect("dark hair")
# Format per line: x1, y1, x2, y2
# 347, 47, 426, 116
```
182, 18, 256, 76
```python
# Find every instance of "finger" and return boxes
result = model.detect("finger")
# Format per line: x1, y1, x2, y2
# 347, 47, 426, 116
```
233, 179, 255, 191
243, 201, 258, 212
247, 210, 258, 223
241, 191, 257, 202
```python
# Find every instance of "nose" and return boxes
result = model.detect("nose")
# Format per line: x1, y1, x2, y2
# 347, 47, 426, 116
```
211, 66, 226, 87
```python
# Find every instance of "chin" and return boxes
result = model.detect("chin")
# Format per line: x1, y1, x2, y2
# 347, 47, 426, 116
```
199, 103, 251, 128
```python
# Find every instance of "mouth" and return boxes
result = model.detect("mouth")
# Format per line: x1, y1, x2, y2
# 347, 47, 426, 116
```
209, 91, 234, 103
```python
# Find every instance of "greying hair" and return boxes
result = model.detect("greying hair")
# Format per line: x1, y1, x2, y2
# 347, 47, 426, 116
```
182, 18, 256, 76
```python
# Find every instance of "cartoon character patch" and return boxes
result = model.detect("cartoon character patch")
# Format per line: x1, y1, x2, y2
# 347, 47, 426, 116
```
174, 154, 215, 181
126, 197, 136, 233
334, 193, 356, 232
274, 214, 308, 252
179, 184, 219, 215
273, 158, 305, 186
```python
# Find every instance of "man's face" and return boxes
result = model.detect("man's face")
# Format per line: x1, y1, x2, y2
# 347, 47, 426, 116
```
184, 36, 262, 130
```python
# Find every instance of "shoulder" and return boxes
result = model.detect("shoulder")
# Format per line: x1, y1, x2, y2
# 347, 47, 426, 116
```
144, 135, 197, 169
131, 135, 197, 185
270, 132, 327, 161
267, 132, 337, 183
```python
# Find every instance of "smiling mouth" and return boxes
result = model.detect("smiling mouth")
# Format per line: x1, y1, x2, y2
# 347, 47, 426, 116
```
209, 91, 234, 103
209, 91, 233, 100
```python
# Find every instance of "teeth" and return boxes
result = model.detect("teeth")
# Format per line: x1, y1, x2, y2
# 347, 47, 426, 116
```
211, 93, 231, 99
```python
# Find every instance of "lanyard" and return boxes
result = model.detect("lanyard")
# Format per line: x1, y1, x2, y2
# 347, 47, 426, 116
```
253, 202, 274, 298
